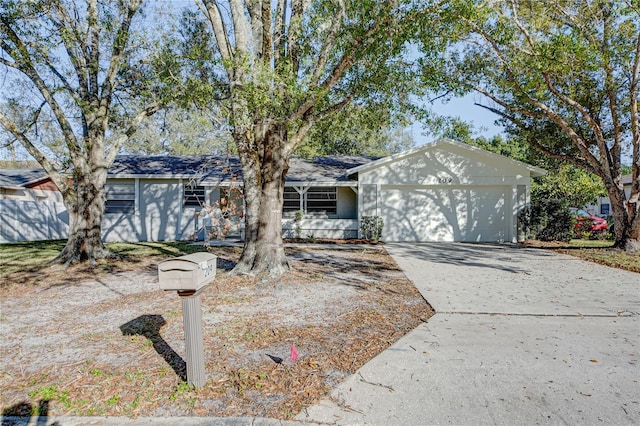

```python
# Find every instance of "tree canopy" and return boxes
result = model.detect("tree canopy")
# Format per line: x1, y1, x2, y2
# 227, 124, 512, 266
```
0, 0, 167, 262
189, 0, 463, 277
435, 0, 639, 249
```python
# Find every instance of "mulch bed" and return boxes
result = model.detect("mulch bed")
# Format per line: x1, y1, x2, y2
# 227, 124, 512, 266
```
1, 246, 432, 419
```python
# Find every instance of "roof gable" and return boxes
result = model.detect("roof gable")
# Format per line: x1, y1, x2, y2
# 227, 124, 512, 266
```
347, 138, 547, 177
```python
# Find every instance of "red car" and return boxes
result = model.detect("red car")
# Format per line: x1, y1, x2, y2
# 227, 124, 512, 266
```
570, 208, 608, 233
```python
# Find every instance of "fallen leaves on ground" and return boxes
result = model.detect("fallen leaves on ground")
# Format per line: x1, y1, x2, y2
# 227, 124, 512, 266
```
1, 247, 432, 419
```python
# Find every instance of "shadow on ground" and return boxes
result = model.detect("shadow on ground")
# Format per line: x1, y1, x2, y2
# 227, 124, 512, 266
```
120, 314, 187, 382
387, 242, 558, 274
1, 400, 58, 426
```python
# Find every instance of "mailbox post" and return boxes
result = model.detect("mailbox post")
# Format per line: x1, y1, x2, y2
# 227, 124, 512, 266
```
158, 252, 216, 387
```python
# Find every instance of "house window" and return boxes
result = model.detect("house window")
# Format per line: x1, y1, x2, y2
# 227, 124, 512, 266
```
600, 203, 610, 216
105, 182, 135, 214
282, 186, 337, 216
283, 187, 302, 213
184, 184, 205, 208
306, 187, 337, 215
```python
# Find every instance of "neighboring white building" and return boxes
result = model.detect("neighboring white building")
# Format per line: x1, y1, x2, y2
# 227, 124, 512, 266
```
0, 169, 68, 243
585, 174, 633, 217
1, 138, 547, 244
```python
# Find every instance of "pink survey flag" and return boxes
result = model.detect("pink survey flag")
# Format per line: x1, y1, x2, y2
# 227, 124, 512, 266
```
290, 344, 299, 363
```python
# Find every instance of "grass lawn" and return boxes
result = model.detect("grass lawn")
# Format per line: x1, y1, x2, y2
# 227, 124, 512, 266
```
0, 240, 204, 277
523, 239, 640, 273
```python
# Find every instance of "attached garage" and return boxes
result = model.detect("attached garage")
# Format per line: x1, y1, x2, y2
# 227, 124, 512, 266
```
350, 139, 546, 243
380, 185, 509, 242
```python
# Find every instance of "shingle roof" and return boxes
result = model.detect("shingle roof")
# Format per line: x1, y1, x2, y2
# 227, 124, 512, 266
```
109, 155, 242, 183
109, 154, 374, 184
288, 156, 375, 182
0, 168, 50, 189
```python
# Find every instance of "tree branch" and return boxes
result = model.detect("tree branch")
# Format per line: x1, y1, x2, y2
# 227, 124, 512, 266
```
0, 111, 69, 192
273, 0, 286, 67
310, 0, 346, 86
0, 15, 82, 158
49, 2, 89, 102
105, 103, 160, 164
475, 102, 596, 173
630, 32, 640, 198
101, 0, 143, 109
200, 0, 234, 74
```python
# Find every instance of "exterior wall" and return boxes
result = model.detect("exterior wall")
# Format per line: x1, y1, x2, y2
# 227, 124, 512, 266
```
101, 179, 360, 243
0, 186, 63, 202
103, 178, 195, 242
337, 187, 357, 219
282, 218, 359, 239
102, 178, 139, 242
278, 186, 358, 240
141, 179, 181, 242
0, 199, 69, 243
586, 183, 632, 217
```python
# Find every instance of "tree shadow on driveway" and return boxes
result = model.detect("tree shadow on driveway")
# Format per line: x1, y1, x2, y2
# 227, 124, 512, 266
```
386, 242, 557, 274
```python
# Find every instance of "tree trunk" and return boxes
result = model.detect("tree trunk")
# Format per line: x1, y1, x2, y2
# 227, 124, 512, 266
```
55, 167, 110, 265
606, 181, 639, 252
233, 125, 291, 278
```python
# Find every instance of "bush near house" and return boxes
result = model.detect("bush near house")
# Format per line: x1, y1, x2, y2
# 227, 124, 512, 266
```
523, 198, 573, 242
361, 216, 384, 242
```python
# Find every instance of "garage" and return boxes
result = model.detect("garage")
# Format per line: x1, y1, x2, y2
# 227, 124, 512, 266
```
380, 185, 509, 242
349, 138, 546, 243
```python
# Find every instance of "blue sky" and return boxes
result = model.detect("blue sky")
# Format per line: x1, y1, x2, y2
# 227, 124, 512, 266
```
412, 93, 505, 146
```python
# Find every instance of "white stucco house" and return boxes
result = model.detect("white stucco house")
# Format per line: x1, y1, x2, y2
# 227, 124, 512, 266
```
101, 138, 545, 243
0, 138, 546, 244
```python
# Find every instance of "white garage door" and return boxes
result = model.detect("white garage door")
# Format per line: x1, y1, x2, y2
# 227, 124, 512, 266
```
380, 186, 509, 242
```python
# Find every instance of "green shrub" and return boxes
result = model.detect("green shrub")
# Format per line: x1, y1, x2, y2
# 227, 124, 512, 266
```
528, 198, 573, 242
361, 216, 384, 242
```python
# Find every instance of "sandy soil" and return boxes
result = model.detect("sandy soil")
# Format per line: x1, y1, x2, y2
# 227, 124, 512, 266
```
0, 246, 432, 419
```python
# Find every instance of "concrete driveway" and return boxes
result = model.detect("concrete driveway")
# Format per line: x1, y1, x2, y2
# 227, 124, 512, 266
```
296, 243, 640, 425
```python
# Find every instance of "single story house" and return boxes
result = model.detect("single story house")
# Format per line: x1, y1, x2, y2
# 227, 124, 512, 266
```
0, 138, 546, 244
103, 138, 546, 243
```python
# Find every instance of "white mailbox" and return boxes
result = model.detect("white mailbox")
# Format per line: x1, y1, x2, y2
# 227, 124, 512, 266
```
158, 252, 217, 292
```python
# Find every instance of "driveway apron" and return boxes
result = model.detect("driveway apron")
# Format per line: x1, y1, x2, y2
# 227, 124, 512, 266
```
296, 243, 640, 425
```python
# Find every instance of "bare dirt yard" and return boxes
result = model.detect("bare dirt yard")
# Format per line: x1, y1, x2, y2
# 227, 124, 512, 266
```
0, 246, 432, 420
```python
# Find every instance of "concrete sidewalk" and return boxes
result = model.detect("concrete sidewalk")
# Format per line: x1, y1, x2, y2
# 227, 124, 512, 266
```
296, 243, 640, 425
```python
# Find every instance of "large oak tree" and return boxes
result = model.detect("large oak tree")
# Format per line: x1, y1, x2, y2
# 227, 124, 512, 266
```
440, 0, 639, 250
0, 0, 164, 263
195, 0, 459, 277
